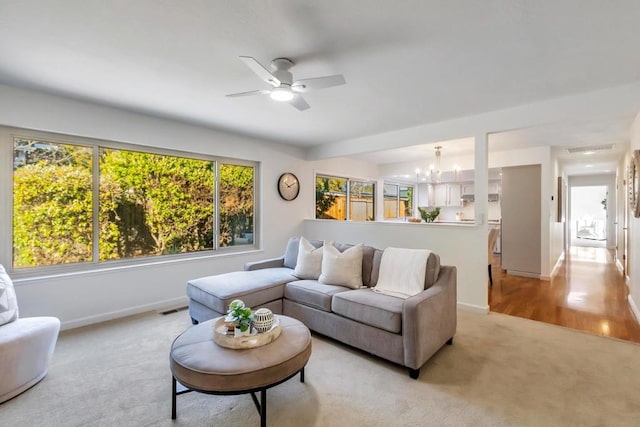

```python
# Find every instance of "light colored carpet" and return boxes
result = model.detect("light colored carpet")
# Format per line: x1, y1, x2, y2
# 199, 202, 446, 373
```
1, 309, 640, 426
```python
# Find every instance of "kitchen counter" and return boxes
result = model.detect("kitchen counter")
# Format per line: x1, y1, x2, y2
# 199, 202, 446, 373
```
380, 218, 501, 226
433, 219, 501, 225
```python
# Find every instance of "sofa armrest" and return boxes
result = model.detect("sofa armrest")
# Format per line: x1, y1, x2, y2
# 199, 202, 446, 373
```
402, 265, 457, 370
243, 257, 285, 271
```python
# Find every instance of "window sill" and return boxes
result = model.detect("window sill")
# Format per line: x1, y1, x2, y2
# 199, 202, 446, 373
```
306, 218, 479, 227
11, 248, 264, 285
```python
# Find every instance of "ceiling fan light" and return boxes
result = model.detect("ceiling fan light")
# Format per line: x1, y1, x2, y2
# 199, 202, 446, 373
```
270, 88, 294, 102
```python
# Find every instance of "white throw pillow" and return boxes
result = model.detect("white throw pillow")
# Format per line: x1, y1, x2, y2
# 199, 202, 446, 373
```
292, 237, 323, 279
0, 264, 19, 326
319, 242, 363, 289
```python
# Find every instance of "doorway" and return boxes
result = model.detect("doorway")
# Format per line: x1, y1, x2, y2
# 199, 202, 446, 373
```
570, 185, 608, 248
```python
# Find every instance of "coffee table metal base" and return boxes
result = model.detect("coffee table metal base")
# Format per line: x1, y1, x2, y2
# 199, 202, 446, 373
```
171, 367, 305, 427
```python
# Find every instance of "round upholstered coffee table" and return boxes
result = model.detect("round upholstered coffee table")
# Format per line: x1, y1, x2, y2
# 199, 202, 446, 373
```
170, 315, 311, 427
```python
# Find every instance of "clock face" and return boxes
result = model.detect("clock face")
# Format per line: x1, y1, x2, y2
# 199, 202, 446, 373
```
277, 173, 300, 201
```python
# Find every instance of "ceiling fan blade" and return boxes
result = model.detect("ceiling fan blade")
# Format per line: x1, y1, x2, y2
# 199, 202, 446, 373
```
289, 94, 310, 111
239, 56, 281, 87
292, 74, 345, 92
226, 89, 271, 98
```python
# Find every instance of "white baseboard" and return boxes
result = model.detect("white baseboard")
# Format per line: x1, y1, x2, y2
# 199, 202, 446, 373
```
457, 301, 489, 314
629, 295, 640, 324
507, 270, 541, 280
616, 259, 624, 273
60, 296, 189, 331
549, 251, 565, 279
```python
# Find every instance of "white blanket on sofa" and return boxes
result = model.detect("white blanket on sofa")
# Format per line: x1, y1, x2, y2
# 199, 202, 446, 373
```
373, 247, 431, 299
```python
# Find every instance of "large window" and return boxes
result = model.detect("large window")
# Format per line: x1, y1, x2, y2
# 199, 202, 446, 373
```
10, 134, 256, 271
219, 164, 254, 247
315, 175, 375, 221
13, 139, 94, 267
384, 183, 413, 220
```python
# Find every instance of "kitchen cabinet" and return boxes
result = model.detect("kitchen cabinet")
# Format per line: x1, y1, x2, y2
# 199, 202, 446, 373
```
489, 180, 501, 195
431, 183, 462, 207
448, 184, 461, 206
433, 184, 447, 206
459, 181, 501, 202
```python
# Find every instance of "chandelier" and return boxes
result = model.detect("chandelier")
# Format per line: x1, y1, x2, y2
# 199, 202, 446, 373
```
415, 146, 460, 183
430, 146, 442, 183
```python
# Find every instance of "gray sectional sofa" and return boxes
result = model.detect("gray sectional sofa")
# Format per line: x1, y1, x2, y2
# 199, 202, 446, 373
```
187, 237, 457, 379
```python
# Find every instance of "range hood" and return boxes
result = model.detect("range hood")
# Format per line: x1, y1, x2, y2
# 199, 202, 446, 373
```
461, 194, 500, 202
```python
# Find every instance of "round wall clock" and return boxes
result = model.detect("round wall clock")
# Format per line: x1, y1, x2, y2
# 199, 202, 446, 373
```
277, 172, 300, 201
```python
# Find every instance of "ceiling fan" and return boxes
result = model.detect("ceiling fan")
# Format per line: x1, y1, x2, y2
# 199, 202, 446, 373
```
226, 56, 346, 111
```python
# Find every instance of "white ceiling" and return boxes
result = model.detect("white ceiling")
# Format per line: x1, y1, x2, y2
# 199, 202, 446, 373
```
0, 1, 639, 161
360, 115, 633, 177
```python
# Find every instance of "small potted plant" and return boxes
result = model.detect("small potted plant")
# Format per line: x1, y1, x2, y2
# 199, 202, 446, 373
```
226, 299, 254, 337
418, 207, 441, 223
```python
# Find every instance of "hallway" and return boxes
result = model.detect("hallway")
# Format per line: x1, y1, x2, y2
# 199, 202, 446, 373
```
489, 246, 640, 343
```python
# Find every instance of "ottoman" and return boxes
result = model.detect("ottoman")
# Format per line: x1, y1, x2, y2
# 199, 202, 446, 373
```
170, 315, 311, 426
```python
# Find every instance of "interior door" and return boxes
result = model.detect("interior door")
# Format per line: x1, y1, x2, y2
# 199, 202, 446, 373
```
501, 165, 542, 276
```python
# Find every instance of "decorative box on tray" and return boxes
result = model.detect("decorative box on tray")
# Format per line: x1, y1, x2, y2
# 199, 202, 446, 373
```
213, 314, 282, 349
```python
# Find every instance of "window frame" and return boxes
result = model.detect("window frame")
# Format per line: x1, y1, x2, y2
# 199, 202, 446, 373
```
383, 181, 415, 220
315, 173, 376, 222
0, 126, 260, 278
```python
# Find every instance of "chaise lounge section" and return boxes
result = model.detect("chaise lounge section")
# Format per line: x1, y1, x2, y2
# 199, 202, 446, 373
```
186, 237, 456, 379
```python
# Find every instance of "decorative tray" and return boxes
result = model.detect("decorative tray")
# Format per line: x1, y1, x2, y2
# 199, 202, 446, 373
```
213, 315, 282, 349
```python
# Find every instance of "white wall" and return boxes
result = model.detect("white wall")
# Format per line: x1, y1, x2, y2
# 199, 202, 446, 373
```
628, 112, 640, 321
549, 157, 565, 276
616, 156, 628, 271
0, 84, 313, 329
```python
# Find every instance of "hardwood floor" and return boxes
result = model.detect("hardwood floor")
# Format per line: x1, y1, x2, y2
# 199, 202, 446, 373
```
489, 246, 640, 343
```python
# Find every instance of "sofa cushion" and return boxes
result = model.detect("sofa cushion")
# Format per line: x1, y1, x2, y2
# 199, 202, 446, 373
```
284, 280, 351, 312
292, 237, 323, 280
0, 265, 19, 326
331, 289, 403, 334
283, 237, 323, 269
187, 268, 293, 314
319, 242, 363, 289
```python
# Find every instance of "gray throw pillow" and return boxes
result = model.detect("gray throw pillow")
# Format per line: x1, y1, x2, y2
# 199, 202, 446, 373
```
283, 237, 301, 269
284, 237, 323, 269
0, 264, 19, 326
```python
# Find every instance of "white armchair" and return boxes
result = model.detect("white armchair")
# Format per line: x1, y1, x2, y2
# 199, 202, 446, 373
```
0, 265, 60, 404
